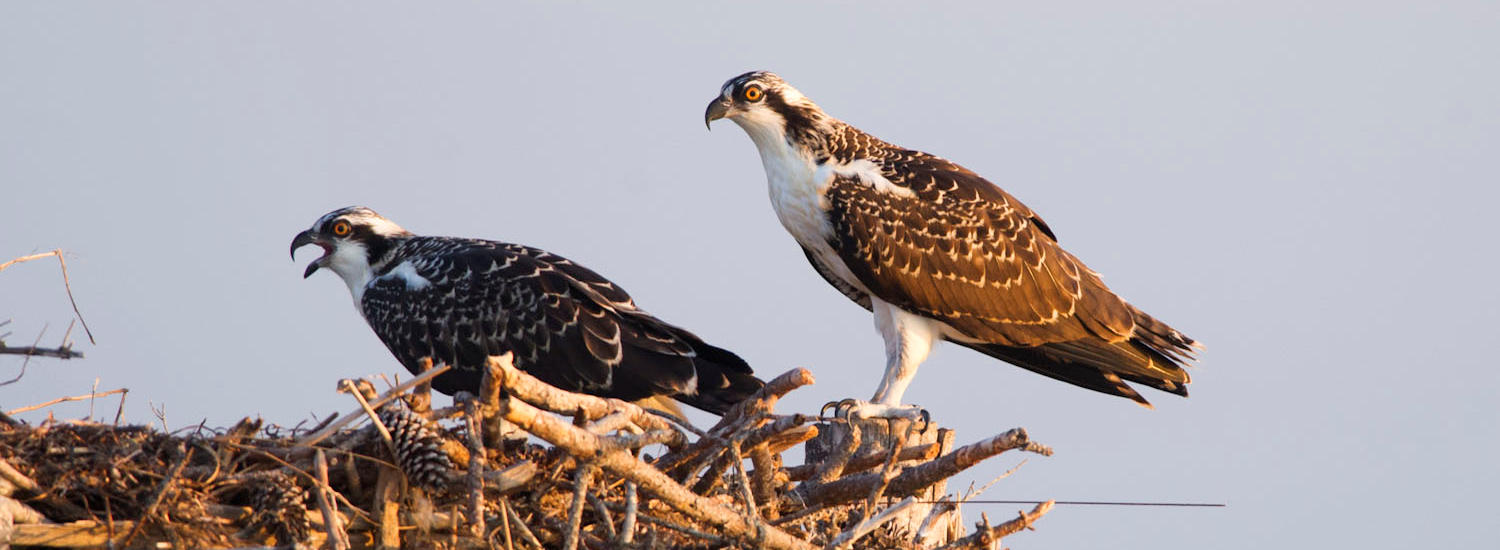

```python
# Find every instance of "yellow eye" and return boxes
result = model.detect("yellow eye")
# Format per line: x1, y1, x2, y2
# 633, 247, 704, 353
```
332, 220, 352, 237
743, 85, 763, 102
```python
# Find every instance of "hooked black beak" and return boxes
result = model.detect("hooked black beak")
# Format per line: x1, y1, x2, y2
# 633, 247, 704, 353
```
290, 230, 325, 279
705, 96, 732, 130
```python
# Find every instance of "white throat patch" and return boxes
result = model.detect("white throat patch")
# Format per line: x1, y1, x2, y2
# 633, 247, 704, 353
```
323, 241, 375, 303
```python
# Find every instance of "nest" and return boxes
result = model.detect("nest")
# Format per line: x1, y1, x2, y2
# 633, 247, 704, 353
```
0, 356, 1055, 549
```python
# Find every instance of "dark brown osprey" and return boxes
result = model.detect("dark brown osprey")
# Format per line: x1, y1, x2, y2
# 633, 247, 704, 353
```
291, 206, 763, 415
706, 71, 1199, 416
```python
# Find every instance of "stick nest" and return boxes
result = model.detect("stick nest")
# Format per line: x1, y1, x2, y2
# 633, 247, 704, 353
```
0, 356, 1055, 549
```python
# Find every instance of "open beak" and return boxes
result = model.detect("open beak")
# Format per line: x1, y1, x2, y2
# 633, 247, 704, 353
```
705, 96, 732, 129
290, 230, 329, 279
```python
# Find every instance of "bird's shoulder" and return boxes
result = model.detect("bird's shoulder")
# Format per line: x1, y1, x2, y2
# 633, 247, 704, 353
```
825, 124, 1057, 241
369, 237, 637, 309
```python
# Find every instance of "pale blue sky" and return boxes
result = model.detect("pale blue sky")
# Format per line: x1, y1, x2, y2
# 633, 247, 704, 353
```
3, 2, 1497, 548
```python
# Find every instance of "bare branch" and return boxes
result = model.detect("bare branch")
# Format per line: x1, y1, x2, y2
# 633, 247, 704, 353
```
0, 252, 58, 273
338, 379, 397, 457
598, 499, 728, 546
933, 500, 1054, 550
619, 481, 638, 545
296, 363, 452, 447
563, 462, 595, 550
797, 428, 1051, 509
706, 368, 816, 436
490, 359, 816, 550
314, 449, 352, 550
0, 249, 95, 344
827, 496, 917, 549
502, 498, 544, 549
0, 457, 39, 493
0, 495, 48, 526
464, 397, 486, 538
6, 388, 127, 416
0, 343, 83, 360
122, 446, 192, 547
481, 354, 684, 448
780, 443, 940, 482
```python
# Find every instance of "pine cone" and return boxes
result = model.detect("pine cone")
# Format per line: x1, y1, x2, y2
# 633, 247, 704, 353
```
379, 397, 455, 490
245, 471, 311, 544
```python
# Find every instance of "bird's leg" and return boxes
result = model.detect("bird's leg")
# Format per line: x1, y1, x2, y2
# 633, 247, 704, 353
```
824, 300, 937, 425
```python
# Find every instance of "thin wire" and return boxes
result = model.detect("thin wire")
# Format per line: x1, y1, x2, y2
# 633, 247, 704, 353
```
928, 500, 1225, 507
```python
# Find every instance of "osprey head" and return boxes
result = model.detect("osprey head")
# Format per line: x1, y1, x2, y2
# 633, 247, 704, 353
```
705, 71, 826, 148
291, 206, 412, 283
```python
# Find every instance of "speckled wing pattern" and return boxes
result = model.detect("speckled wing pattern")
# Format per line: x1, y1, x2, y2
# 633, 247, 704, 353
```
358, 237, 759, 414
821, 126, 1197, 404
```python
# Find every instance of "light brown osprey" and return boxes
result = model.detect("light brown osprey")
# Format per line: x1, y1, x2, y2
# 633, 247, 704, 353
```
706, 71, 1200, 417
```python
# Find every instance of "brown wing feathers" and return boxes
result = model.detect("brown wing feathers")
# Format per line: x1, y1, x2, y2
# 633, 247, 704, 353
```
824, 153, 1197, 404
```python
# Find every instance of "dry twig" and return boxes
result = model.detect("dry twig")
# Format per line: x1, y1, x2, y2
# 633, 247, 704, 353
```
314, 449, 352, 550
0, 343, 83, 360
934, 500, 1055, 549
827, 496, 918, 549
563, 462, 595, 550
0, 249, 95, 344
797, 427, 1051, 509
6, 388, 127, 417
488, 357, 816, 550
464, 396, 486, 538
296, 364, 451, 447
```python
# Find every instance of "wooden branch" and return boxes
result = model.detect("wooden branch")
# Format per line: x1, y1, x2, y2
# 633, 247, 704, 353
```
122, 447, 192, 547
861, 420, 918, 519
563, 463, 596, 550
706, 368, 815, 437
0, 495, 47, 525
485, 460, 537, 493
0, 249, 95, 344
0, 456, 89, 519
933, 500, 1054, 550
464, 397, 486, 538
765, 424, 819, 454
781, 443, 940, 482
0, 343, 83, 359
598, 500, 727, 546
728, 442, 759, 521
826, 496, 917, 549
296, 364, 452, 447
374, 467, 401, 550
0, 457, 38, 494
539, 514, 609, 550
497, 497, 516, 550
0, 252, 59, 273
412, 357, 434, 415
483, 355, 684, 449
618, 482, 638, 545
810, 418, 861, 486
9, 521, 131, 548
502, 499, 544, 550
314, 449, 352, 550
797, 428, 1050, 509
339, 379, 396, 458
6, 388, 126, 416
748, 445, 779, 517
586, 409, 637, 435
658, 409, 814, 478
913, 500, 957, 544
586, 493, 615, 541
495, 379, 815, 550
684, 414, 809, 496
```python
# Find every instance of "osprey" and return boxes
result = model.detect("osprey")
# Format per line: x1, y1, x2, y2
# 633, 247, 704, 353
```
706, 71, 1199, 417
291, 206, 763, 415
